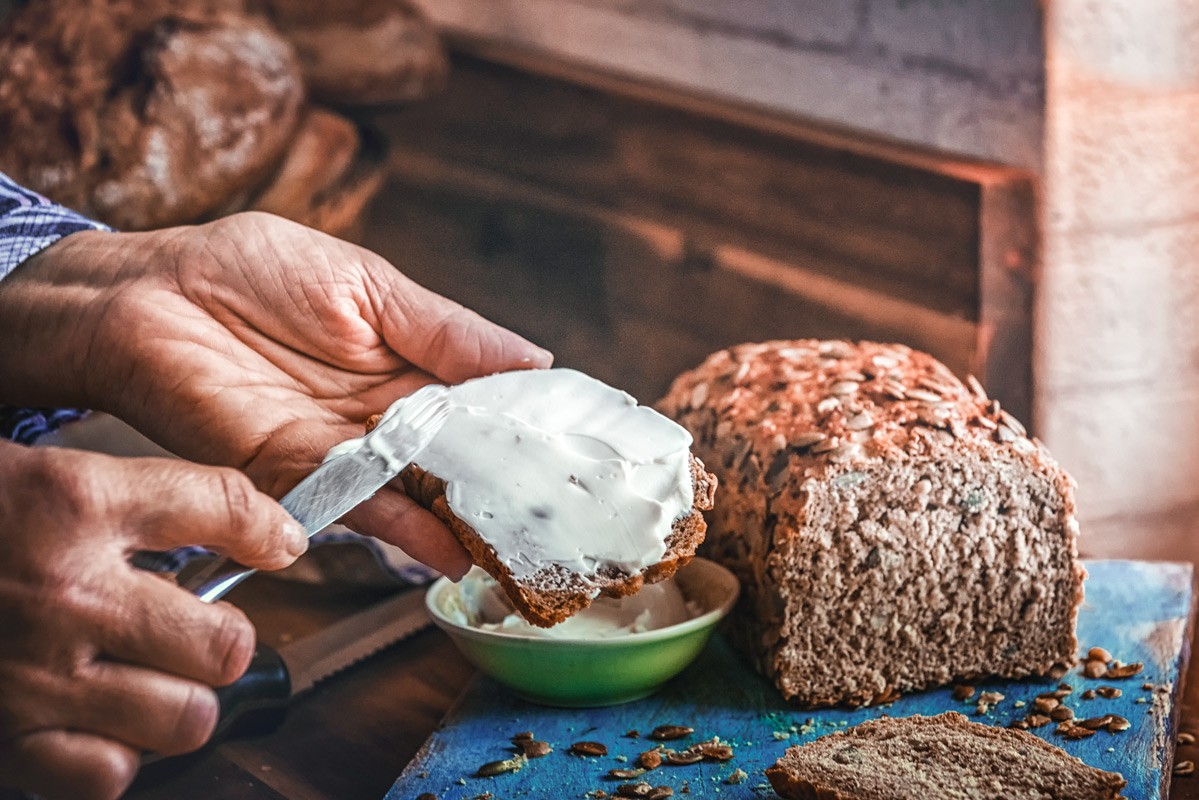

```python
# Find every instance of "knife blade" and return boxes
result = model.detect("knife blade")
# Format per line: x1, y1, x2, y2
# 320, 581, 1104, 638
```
209, 588, 432, 744
183, 384, 451, 603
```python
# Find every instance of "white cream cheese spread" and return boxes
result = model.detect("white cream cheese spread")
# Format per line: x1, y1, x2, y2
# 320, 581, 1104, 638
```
451, 567, 695, 638
365, 368, 695, 584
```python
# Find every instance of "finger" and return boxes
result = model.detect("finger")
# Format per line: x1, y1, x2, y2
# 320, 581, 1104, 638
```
343, 485, 472, 580
103, 457, 308, 569
69, 660, 219, 757
103, 572, 255, 687
365, 258, 553, 383
0, 729, 138, 800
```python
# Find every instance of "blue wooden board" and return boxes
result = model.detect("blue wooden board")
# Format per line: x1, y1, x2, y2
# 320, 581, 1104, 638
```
387, 560, 1194, 800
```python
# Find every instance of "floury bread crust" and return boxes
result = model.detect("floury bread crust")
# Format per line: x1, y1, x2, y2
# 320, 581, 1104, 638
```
766, 713, 1126, 800
399, 457, 715, 628
659, 340, 1085, 707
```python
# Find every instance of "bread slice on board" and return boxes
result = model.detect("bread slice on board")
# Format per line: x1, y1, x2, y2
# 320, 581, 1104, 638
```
767, 712, 1125, 800
659, 340, 1084, 706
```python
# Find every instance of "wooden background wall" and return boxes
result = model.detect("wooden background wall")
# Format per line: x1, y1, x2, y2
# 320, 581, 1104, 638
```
361, 43, 1037, 418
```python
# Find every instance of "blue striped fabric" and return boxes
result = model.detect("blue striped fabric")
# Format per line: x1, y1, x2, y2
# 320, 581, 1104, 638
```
0, 172, 107, 444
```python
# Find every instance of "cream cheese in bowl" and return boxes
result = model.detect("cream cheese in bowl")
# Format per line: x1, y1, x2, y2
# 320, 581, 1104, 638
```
450, 567, 698, 639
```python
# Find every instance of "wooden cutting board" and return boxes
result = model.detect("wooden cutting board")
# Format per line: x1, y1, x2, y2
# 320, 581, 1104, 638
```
385, 560, 1195, 800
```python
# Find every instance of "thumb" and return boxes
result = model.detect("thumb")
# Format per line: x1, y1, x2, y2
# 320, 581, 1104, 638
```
366, 257, 553, 383
109, 457, 308, 570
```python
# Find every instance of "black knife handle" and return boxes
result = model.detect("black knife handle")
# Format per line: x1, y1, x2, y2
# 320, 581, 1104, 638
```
211, 645, 292, 742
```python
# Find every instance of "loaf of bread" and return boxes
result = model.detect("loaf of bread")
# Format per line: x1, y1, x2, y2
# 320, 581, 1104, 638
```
369, 369, 718, 628
250, 0, 448, 105
767, 712, 1126, 800
0, 0, 303, 230
659, 340, 1084, 706
248, 106, 387, 239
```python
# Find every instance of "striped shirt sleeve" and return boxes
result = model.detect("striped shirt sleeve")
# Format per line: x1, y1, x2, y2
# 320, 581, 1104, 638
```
0, 172, 109, 443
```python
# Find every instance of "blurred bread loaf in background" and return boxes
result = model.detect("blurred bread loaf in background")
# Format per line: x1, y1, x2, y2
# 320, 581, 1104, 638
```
0, 0, 446, 236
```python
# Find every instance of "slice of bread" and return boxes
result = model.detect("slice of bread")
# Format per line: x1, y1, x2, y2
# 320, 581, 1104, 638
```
365, 370, 718, 628
398, 455, 715, 627
767, 712, 1126, 800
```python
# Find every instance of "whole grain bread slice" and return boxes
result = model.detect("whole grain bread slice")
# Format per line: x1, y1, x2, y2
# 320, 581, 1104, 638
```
364, 413, 717, 627
399, 456, 716, 627
766, 712, 1125, 800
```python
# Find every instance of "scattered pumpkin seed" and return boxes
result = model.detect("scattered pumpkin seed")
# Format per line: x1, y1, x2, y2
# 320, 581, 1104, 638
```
571, 741, 609, 757
649, 725, 694, 741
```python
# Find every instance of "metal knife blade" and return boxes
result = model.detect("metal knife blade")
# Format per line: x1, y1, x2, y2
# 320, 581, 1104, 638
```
279, 587, 431, 694
184, 384, 450, 603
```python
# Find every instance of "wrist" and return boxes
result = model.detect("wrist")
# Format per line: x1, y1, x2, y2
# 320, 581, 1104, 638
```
0, 229, 134, 408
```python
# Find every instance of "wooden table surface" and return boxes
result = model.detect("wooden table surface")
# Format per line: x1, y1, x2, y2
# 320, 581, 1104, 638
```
2, 568, 1192, 800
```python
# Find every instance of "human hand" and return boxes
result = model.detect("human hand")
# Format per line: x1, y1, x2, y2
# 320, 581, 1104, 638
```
0, 441, 306, 800
0, 212, 552, 578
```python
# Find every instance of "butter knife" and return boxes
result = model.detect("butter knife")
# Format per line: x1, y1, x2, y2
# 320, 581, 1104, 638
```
182, 384, 451, 603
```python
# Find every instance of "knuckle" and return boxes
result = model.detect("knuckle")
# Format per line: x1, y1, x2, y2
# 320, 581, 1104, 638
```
215, 468, 259, 528
25, 451, 103, 519
212, 604, 255, 685
164, 684, 218, 755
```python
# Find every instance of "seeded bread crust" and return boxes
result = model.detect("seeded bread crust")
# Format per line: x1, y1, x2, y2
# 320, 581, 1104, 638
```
766, 713, 1125, 800
658, 340, 1085, 707
364, 413, 717, 627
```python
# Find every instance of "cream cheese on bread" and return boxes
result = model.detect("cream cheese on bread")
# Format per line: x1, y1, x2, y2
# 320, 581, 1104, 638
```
406, 368, 696, 584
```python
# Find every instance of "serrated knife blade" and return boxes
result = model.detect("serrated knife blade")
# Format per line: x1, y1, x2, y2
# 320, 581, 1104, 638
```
151, 588, 434, 760
279, 587, 431, 694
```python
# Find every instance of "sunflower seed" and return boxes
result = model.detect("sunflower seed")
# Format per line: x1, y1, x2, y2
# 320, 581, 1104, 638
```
998, 410, 1026, 437
819, 341, 853, 359
689, 740, 734, 762
648, 788, 674, 800
1105, 662, 1144, 679
1077, 715, 1114, 730
951, 685, 975, 701
516, 739, 552, 758
811, 437, 839, 454
996, 425, 1020, 443
792, 431, 827, 450
816, 397, 841, 413
476, 756, 526, 777
828, 443, 863, 463
664, 751, 703, 766
1107, 715, 1131, 732
838, 371, 868, 382
689, 382, 709, 408
608, 769, 647, 780
973, 415, 998, 430
1050, 706, 1075, 722
616, 783, 653, 798
637, 750, 663, 770
1063, 726, 1096, 740
845, 412, 874, 431
829, 381, 861, 396
906, 389, 943, 403
1087, 647, 1113, 663
965, 375, 987, 399
880, 381, 907, 400
571, 741, 609, 757
649, 725, 694, 741
1097, 686, 1122, 699
1033, 696, 1060, 713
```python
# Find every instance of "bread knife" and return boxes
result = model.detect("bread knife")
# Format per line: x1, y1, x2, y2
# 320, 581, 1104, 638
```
209, 588, 432, 744
182, 384, 451, 603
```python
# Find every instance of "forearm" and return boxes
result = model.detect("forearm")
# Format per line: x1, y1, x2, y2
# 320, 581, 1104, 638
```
0, 173, 112, 412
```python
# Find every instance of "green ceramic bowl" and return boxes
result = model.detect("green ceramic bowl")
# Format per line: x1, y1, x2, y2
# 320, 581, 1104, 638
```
426, 557, 739, 707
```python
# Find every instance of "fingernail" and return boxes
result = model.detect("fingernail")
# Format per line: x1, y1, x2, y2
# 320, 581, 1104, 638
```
284, 520, 309, 557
